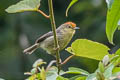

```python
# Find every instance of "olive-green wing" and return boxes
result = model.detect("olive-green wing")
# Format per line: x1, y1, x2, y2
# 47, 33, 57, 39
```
35, 31, 53, 43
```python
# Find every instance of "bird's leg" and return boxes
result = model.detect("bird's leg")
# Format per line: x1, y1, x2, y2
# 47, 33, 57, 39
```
59, 58, 62, 63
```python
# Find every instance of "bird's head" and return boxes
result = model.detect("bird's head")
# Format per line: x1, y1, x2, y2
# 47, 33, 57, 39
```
64, 22, 79, 29
58, 22, 79, 32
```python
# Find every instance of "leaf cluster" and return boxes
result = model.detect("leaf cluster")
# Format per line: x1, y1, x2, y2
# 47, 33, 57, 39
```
5, 0, 120, 80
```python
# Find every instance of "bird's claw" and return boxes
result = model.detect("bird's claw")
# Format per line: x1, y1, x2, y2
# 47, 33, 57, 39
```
54, 45, 60, 51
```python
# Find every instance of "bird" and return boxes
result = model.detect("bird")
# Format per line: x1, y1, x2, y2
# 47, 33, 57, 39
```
23, 22, 79, 55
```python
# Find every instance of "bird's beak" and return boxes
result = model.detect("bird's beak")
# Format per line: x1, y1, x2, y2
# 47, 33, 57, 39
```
74, 27, 80, 29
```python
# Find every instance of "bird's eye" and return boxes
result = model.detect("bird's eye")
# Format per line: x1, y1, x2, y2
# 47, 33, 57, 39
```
68, 26, 71, 28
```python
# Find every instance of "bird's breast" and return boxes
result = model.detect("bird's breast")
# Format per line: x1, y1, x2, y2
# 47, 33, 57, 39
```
39, 30, 75, 54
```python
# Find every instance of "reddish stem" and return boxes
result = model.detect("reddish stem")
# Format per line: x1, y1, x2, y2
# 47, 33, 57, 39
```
61, 55, 74, 65
37, 10, 50, 19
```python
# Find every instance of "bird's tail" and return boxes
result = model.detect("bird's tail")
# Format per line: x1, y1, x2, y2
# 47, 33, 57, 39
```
23, 43, 39, 54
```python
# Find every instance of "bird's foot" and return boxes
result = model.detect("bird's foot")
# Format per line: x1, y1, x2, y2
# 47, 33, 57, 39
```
53, 45, 60, 51
59, 59, 62, 64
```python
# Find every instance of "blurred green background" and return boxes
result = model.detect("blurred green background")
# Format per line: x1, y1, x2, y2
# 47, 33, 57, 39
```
0, 0, 120, 79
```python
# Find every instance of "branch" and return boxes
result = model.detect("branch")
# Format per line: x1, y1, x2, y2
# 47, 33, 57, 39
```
48, 0, 61, 74
37, 9, 50, 19
46, 60, 56, 71
61, 55, 74, 65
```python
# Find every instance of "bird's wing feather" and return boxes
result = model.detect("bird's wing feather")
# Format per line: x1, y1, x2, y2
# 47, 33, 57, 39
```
35, 31, 53, 43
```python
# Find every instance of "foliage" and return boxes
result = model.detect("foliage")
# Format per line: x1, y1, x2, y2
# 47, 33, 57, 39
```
106, 0, 120, 44
25, 54, 120, 80
106, 0, 114, 9
66, 39, 110, 60
5, 0, 41, 13
66, 0, 78, 17
4, 0, 120, 80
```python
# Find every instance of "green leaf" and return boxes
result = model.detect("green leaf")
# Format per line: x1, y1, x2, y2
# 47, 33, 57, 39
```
98, 62, 105, 73
106, 0, 114, 9
69, 75, 82, 80
56, 76, 69, 80
103, 63, 114, 79
66, 39, 110, 60
46, 67, 58, 80
37, 73, 41, 80
113, 67, 120, 73
96, 72, 105, 80
65, 47, 75, 55
5, 0, 41, 13
64, 67, 89, 76
115, 49, 120, 55
109, 55, 119, 62
27, 73, 41, 80
40, 67, 46, 80
106, 0, 120, 44
66, 0, 78, 17
75, 76, 86, 80
113, 57, 120, 66
46, 66, 64, 80
86, 73, 96, 80
31, 68, 37, 75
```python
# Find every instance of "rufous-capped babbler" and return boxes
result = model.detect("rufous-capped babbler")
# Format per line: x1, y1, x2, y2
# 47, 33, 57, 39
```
23, 22, 79, 55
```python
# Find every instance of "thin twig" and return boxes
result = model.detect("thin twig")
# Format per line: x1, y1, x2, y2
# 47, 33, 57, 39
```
61, 55, 74, 65
46, 60, 56, 71
37, 10, 50, 18
48, 0, 61, 74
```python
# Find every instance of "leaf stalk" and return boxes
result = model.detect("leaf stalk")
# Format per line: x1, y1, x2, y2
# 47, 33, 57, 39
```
37, 9, 50, 18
